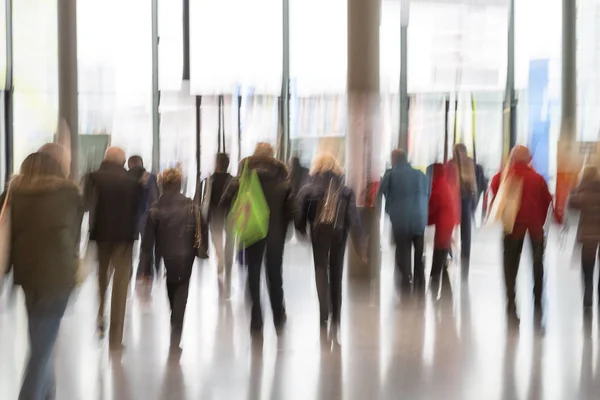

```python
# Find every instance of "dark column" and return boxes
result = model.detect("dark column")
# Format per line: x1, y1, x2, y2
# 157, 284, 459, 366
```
347, 0, 381, 279
4, 0, 13, 184
279, 0, 290, 161
57, 0, 79, 179
561, 0, 576, 141
503, 0, 517, 154
151, 0, 160, 173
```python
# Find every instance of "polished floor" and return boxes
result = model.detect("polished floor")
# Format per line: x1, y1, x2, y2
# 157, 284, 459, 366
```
1, 225, 599, 399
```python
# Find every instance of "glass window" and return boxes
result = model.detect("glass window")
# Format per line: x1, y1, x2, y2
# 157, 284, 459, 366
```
13, 0, 58, 171
78, 0, 153, 170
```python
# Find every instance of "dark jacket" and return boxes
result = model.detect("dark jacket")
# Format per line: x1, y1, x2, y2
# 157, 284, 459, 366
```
85, 162, 141, 243
220, 155, 293, 241
128, 166, 159, 236
378, 161, 430, 236
295, 171, 364, 252
10, 174, 83, 297
490, 162, 552, 239
141, 191, 197, 283
288, 157, 309, 196
568, 180, 600, 243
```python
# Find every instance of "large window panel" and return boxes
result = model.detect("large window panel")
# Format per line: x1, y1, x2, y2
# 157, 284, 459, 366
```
13, 0, 58, 171
190, 0, 282, 95
159, 0, 183, 91
78, 0, 153, 169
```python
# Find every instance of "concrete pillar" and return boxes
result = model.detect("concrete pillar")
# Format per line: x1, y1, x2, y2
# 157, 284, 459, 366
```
503, 0, 517, 154
151, 0, 160, 173
561, 0, 576, 141
398, 1, 409, 150
347, 0, 380, 279
57, 0, 79, 179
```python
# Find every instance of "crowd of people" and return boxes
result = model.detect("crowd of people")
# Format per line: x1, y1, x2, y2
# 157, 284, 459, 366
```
2, 139, 597, 399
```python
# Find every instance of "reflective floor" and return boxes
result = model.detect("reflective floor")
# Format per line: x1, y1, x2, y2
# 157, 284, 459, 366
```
1, 226, 599, 399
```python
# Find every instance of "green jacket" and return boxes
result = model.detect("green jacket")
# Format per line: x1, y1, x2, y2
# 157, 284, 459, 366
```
9, 174, 83, 297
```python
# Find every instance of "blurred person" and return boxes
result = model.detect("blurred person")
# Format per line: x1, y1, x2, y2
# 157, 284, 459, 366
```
378, 149, 429, 286
295, 153, 366, 328
140, 168, 198, 350
84, 146, 141, 350
199, 153, 234, 294
9, 150, 82, 400
428, 163, 457, 282
568, 165, 600, 309
489, 145, 555, 319
288, 155, 309, 196
127, 155, 159, 280
220, 142, 294, 335
445, 144, 477, 279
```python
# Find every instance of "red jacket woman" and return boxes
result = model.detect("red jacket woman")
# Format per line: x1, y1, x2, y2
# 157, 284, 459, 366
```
428, 163, 457, 278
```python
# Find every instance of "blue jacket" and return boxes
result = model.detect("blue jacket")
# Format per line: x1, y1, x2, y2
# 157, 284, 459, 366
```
379, 162, 429, 236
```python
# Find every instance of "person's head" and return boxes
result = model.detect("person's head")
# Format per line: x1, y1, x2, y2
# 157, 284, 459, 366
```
104, 147, 126, 167
254, 142, 275, 158
310, 152, 343, 176
453, 143, 468, 160
128, 155, 144, 169
38, 143, 71, 177
509, 145, 532, 166
159, 168, 183, 192
20, 152, 65, 179
580, 164, 599, 184
391, 149, 407, 167
215, 153, 230, 172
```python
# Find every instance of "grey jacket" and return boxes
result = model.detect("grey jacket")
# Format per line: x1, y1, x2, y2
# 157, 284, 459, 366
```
568, 180, 600, 242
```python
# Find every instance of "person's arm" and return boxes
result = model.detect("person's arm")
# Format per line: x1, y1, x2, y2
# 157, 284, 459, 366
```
219, 177, 240, 211
294, 186, 309, 235
139, 208, 158, 276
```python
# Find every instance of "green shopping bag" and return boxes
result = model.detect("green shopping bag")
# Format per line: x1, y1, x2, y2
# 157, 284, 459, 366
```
229, 162, 270, 248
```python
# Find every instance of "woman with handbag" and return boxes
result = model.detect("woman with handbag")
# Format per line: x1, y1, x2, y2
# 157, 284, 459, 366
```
8, 146, 83, 400
140, 168, 203, 350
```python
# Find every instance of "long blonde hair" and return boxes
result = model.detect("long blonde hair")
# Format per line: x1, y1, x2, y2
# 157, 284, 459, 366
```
310, 153, 343, 176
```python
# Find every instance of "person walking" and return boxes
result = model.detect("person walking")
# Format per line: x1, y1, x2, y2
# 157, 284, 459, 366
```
140, 168, 198, 350
200, 153, 234, 294
568, 165, 600, 309
378, 149, 429, 286
288, 155, 309, 196
295, 153, 365, 328
8, 147, 82, 400
427, 163, 457, 282
489, 146, 555, 320
220, 143, 294, 335
445, 144, 478, 279
84, 147, 141, 350
128, 156, 159, 279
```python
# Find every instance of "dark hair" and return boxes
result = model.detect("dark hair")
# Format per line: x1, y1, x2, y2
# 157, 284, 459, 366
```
128, 155, 144, 169
20, 152, 65, 179
391, 149, 407, 167
215, 153, 230, 172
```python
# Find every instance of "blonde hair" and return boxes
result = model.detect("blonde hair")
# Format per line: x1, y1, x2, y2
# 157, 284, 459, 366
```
254, 142, 275, 158
104, 147, 126, 166
310, 153, 343, 176
159, 168, 183, 189
580, 165, 599, 184
39, 143, 71, 177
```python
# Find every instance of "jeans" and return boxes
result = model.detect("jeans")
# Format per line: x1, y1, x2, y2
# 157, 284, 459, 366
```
166, 280, 190, 345
503, 234, 545, 308
311, 230, 346, 323
19, 290, 70, 400
246, 237, 286, 329
97, 242, 133, 347
460, 196, 474, 272
393, 232, 425, 283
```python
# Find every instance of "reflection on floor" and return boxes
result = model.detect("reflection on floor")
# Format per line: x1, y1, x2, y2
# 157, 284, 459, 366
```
0, 227, 599, 399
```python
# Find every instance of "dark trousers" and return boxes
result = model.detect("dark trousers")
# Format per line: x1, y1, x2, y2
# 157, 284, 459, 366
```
581, 241, 600, 305
430, 249, 450, 280
246, 237, 286, 329
19, 290, 70, 400
311, 231, 346, 323
394, 232, 425, 282
166, 280, 190, 345
460, 197, 474, 271
503, 234, 545, 308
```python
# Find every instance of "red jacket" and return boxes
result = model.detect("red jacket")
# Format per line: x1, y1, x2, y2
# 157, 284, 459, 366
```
490, 162, 553, 239
429, 164, 456, 248
443, 160, 462, 226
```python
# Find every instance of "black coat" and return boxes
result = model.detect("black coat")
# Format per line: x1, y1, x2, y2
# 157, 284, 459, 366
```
85, 162, 141, 243
220, 155, 294, 242
141, 191, 197, 283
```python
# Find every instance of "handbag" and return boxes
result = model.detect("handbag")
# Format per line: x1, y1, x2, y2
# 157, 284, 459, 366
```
0, 185, 11, 279
194, 204, 209, 259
